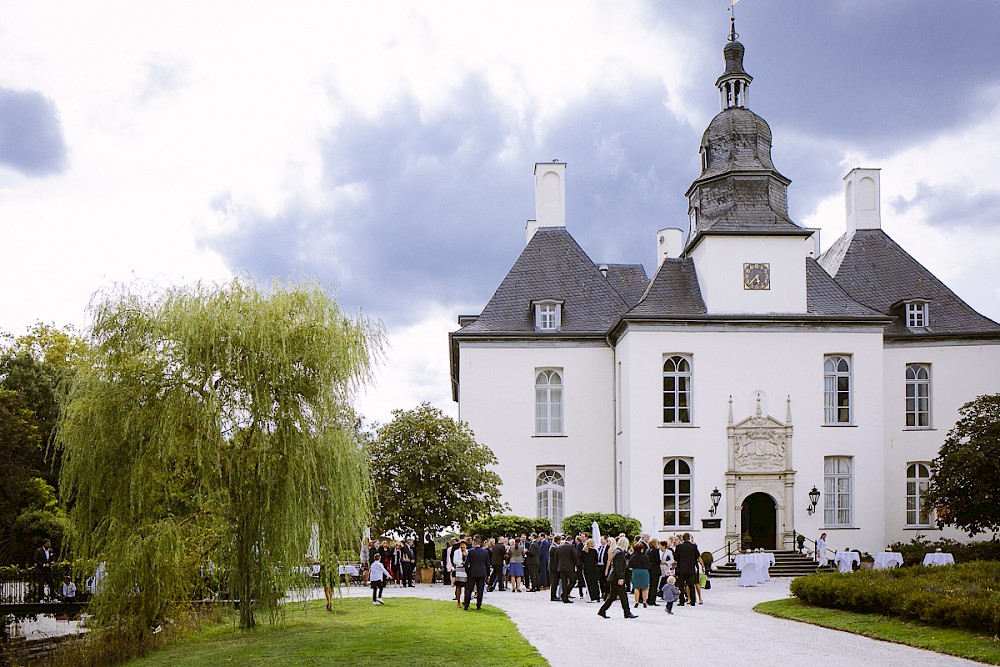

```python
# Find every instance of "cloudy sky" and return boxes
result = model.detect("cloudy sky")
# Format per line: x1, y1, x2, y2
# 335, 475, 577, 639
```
2, 1, 999, 425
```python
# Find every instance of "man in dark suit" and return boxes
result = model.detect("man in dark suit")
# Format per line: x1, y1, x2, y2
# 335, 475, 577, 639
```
674, 532, 702, 607
538, 533, 551, 589
487, 537, 507, 591
555, 535, 579, 603
464, 535, 491, 610
525, 534, 540, 592
33, 538, 55, 601
597, 536, 610, 599
548, 535, 562, 601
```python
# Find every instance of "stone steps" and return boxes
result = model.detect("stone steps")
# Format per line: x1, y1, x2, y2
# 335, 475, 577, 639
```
710, 550, 836, 578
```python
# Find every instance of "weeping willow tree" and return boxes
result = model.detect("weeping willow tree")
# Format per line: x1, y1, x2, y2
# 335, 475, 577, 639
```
57, 278, 380, 633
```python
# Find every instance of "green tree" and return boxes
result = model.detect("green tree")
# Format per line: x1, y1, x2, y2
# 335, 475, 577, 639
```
927, 394, 1000, 536
57, 278, 380, 632
0, 388, 41, 527
369, 403, 505, 561
0, 322, 86, 487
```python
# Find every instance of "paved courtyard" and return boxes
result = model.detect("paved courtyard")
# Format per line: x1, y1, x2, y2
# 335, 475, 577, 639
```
350, 578, 980, 666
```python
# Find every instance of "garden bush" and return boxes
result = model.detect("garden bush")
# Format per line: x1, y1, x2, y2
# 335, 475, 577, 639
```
463, 515, 551, 539
886, 535, 1000, 565
560, 513, 642, 539
790, 561, 1000, 634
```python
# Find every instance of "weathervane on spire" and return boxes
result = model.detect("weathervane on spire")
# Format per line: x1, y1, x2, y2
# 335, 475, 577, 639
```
728, 0, 741, 41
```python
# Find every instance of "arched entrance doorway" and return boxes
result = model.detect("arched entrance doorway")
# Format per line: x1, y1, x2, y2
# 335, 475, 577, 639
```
741, 492, 777, 550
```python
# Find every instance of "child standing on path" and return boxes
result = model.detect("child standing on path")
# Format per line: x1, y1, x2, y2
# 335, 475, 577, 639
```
660, 575, 681, 615
369, 553, 390, 605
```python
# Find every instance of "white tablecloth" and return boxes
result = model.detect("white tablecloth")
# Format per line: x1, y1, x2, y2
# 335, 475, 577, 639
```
735, 553, 775, 585
873, 552, 903, 570
922, 552, 955, 566
834, 551, 859, 573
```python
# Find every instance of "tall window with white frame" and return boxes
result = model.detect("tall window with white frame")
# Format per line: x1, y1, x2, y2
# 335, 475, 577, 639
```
662, 458, 693, 529
537, 468, 565, 534
535, 369, 563, 435
905, 364, 931, 428
662, 355, 693, 424
824, 456, 853, 527
906, 463, 932, 527
823, 355, 852, 424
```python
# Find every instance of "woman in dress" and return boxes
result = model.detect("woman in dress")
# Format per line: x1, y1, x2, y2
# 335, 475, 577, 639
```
452, 541, 469, 607
581, 538, 601, 602
508, 539, 525, 592
628, 540, 651, 608
816, 532, 828, 568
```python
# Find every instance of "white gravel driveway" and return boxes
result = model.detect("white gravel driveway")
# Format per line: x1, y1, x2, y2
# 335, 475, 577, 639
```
365, 578, 980, 667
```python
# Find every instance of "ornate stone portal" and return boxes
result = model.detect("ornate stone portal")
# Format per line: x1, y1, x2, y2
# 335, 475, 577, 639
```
725, 393, 795, 550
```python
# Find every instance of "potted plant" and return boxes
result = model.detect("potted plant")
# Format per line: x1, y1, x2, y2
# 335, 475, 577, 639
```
418, 559, 436, 584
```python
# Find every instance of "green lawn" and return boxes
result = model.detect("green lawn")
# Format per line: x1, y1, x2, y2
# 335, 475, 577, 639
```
756, 598, 1000, 665
124, 597, 547, 667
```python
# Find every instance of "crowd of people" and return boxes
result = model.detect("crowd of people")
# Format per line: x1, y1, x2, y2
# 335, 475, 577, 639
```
358, 531, 709, 618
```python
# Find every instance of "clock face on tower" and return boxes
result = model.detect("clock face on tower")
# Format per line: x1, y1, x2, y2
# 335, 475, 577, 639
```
743, 262, 770, 290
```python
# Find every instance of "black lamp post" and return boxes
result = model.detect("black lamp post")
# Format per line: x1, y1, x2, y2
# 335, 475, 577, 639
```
806, 486, 821, 515
709, 487, 722, 517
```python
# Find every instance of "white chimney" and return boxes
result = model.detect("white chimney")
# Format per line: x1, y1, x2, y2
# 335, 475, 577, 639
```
525, 220, 538, 243
844, 168, 881, 234
656, 227, 684, 266
805, 228, 821, 258
535, 161, 566, 230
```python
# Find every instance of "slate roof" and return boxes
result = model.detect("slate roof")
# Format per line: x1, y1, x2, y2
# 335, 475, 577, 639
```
818, 229, 1000, 338
621, 256, 884, 322
453, 228, 637, 337
627, 258, 706, 316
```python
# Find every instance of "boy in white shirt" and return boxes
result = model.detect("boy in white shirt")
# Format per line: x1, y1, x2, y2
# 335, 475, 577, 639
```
368, 553, 391, 605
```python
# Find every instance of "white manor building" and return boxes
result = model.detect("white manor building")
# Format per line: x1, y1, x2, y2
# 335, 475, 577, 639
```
448, 28, 1000, 555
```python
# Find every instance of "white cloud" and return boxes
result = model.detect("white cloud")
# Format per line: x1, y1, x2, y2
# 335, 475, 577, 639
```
356, 303, 458, 426
801, 90, 1000, 321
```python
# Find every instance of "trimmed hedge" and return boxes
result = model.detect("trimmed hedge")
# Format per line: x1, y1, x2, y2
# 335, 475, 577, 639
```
790, 562, 1000, 634
560, 513, 642, 540
463, 515, 551, 539
886, 536, 1000, 566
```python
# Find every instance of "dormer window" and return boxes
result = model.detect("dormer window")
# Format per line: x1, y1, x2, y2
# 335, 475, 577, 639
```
905, 301, 928, 329
533, 300, 563, 332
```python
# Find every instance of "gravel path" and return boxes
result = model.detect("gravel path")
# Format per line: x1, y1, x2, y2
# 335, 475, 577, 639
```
354, 579, 980, 667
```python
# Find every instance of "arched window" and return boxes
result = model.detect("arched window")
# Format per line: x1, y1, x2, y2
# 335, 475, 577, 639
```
906, 463, 932, 527
663, 355, 693, 424
905, 364, 931, 428
537, 468, 565, 533
535, 369, 563, 435
823, 355, 852, 424
662, 458, 692, 528
824, 456, 853, 527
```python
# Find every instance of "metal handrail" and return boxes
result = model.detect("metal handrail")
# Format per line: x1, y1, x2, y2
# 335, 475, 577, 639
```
787, 530, 836, 560
709, 539, 742, 565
